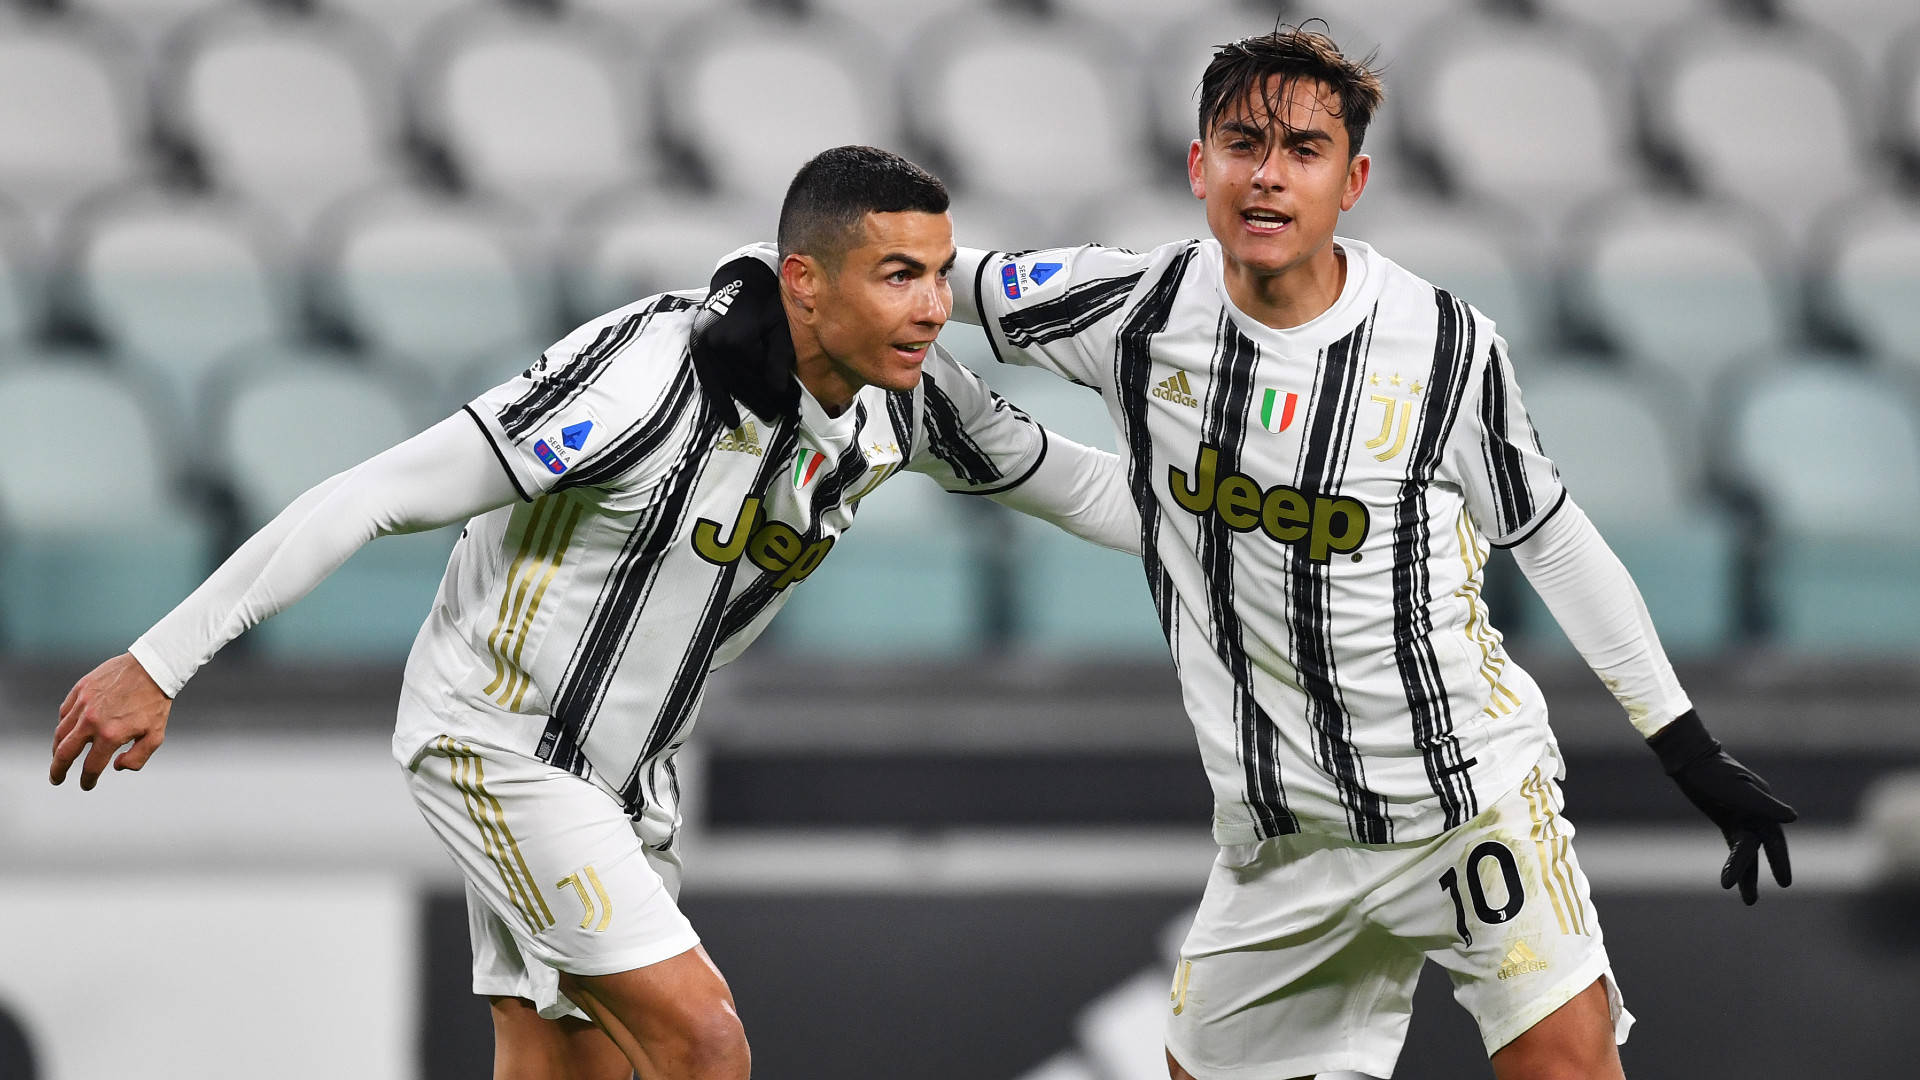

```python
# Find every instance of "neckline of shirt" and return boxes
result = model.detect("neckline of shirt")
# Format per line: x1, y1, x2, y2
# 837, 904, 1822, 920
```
1205, 236, 1383, 357
795, 378, 864, 446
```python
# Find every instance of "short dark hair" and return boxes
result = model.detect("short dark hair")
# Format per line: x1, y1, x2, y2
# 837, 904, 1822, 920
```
1197, 26, 1385, 157
777, 146, 950, 270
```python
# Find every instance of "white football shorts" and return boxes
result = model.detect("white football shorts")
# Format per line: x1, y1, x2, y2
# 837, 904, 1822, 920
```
1165, 748, 1631, 1079
408, 735, 701, 1021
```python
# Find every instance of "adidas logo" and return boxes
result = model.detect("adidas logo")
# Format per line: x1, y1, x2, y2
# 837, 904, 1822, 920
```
1152, 370, 1198, 408
1496, 940, 1549, 981
703, 278, 744, 316
716, 421, 762, 456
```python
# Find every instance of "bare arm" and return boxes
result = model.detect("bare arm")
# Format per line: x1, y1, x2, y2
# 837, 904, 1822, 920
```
51, 414, 520, 789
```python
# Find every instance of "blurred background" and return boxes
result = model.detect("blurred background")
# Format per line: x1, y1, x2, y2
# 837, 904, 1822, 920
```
0, 0, 1916, 1076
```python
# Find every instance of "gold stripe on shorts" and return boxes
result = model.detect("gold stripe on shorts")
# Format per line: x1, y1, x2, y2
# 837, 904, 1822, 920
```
441, 737, 556, 933
1520, 767, 1588, 936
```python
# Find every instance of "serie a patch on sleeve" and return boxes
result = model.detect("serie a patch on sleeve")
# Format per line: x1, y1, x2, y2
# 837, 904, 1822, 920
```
999, 256, 1066, 300
530, 407, 603, 476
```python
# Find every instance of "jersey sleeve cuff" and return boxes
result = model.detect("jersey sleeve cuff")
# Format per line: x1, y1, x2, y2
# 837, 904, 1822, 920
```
961, 424, 1049, 497
128, 637, 186, 699
464, 404, 536, 502
971, 250, 1012, 367
1487, 488, 1569, 550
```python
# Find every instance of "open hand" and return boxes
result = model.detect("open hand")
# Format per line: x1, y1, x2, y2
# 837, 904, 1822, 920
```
51, 653, 173, 790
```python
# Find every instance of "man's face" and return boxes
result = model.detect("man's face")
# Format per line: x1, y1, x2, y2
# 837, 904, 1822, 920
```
796, 211, 955, 394
1188, 76, 1369, 277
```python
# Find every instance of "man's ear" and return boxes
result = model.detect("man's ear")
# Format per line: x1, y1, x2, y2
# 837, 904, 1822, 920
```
1341, 153, 1370, 212
781, 253, 822, 317
1187, 140, 1206, 200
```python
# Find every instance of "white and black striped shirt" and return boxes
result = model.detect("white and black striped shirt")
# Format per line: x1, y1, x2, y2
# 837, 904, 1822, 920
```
971, 238, 1566, 845
395, 289, 1055, 850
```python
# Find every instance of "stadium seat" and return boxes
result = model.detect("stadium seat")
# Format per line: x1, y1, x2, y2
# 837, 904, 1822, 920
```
414, 4, 651, 222
0, 14, 141, 233
1722, 359, 1920, 651
907, 8, 1146, 212
1397, 13, 1636, 230
326, 0, 474, 55
312, 187, 552, 394
159, 4, 400, 233
63, 187, 292, 410
1892, 27, 1920, 170
1305, 0, 1467, 68
0, 358, 208, 656
64, 0, 225, 54
806, 0, 971, 48
1533, 0, 1703, 51
1512, 364, 1735, 654
1070, 188, 1209, 254
562, 189, 769, 321
1341, 194, 1553, 359
774, 470, 984, 655
1644, 19, 1872, 239
1777, 0, 1917, 79
1814, 195, 1920, 368
0, 197, 38, 349
659, 9, 895, 202
1055, 0, 1245, 48
1563, 195, 1792, 387
208, 348, 454, 658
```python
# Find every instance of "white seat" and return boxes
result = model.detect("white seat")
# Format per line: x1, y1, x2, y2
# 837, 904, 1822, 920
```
1565, 195, 1791, 385
1399, 15, 1635, 230
0, 16, 140, 235
908, 10, 1145, 209
563, 190, 771, 320
64, 0, 224, 54
1054, 0, 1237, 48
1305, 0, 1467, 69
1778, 0, 1917, 79
1726, 361, 1920, 537
0, 197, 37, 349
1146, 4, 1320, 157
1534, 0, 1704, 51
1893, 28, 1920, 166
315, 189, 551, 384
805, 0, 968, 48
1070, 188, 1208, 254
326, 0, 474, 55
66, 189, 291, 407
660, 10, 894, 202
161, 5, 399, 234
1817, 196, 1920, 367
571, 0, 741, 43
1341, 195, 1552, 358
1520, 366, 1694, 530
415, 5, 650, 222
1646, 20, 1871, 239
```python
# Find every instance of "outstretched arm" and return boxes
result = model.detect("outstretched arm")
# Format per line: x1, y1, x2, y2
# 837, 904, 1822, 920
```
988, 434, 1141, 555
51, 413, 521, 789
1512, 497, 1795, 903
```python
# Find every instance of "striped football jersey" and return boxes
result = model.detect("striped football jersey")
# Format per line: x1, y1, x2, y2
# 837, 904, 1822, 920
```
393, 289, 1051, 851
972, 238, 1566, 845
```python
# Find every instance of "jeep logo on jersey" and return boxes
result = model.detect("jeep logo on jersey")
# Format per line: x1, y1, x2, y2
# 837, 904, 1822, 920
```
691, 498, 835, 589
1169, 445, 1369, 562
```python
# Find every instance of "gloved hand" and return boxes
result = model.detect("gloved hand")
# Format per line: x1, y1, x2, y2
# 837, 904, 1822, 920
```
689, 253, 794, 427
1648, 710, 1796, 904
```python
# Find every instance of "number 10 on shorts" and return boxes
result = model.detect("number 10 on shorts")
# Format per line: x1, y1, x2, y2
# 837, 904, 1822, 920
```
1436, 841, 1525, 946
558, 865, 614, 932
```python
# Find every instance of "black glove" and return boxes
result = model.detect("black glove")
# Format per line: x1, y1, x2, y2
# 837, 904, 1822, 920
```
689, 254, 795, 429
1649, 710, 1796, 904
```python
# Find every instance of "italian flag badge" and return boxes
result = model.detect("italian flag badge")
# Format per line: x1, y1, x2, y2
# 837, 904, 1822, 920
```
1259, 389, 1299, 434
793, 448, 826, 489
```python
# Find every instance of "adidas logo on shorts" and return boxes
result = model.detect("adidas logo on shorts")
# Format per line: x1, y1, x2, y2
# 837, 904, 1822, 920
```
1152, 370, 1199, 408
1497, 940, 1549, 980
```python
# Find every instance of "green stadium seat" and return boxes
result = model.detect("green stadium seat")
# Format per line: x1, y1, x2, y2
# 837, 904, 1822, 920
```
209, 349, 455, 659
0, 360, 209, 656
1511, 363, 1737, 655
1725, 359, 1920, 651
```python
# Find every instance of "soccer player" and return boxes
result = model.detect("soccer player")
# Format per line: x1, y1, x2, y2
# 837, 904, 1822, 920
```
48, 147, 1139, 1080
713, 27, 1798, 1080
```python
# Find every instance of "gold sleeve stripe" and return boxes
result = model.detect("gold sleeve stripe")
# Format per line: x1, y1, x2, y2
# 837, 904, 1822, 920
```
1452, 511, 1521, 716
501, 499, 586, 710
484, 499, 557, 697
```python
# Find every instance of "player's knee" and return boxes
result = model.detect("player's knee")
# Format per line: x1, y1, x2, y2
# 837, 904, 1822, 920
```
675, 1000, 749, 1079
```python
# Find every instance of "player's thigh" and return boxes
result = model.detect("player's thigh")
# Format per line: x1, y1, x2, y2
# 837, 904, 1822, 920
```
410, 738, 701, 1013
559, 945, 748, 1077
1489, 977, 1623, 1080
489, 995, 632, 1080
1167, 835, 1424, 1080
1370, 762, 1631, 1060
